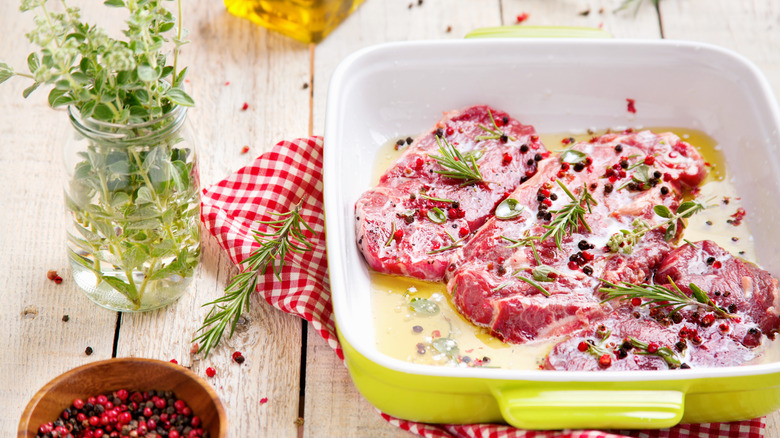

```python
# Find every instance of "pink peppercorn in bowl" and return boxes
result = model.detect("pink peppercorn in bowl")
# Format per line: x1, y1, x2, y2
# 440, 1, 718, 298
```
18, 357, 227, 438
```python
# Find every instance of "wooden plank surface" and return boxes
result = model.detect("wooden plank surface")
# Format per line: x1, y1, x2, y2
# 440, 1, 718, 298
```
0, 4, 119, 434
113, 1, 311, 438
3, 0, 780, 436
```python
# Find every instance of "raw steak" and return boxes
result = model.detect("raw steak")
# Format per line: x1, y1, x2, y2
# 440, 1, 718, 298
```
545, 241, 778, 370
355, 105, 543, 281
447, 130, 707, 344
544, 308, 761, 371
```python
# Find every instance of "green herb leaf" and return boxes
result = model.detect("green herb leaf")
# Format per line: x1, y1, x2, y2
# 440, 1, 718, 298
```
409, 298, 440, 315
165, 87, 195, 107
495, 198, 524, 220
104, 0, 125, 6
653, 205, 672, 218
560, 149, 588, 164
27, 53, 40, 74
532, 265, 559, 282
432, 337, 459, 358
427, 207, 447, 224
0, 62, 14, 84
22, 82, 40, 98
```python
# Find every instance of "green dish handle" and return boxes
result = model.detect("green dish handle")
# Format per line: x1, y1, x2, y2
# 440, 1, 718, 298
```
491, 387, 685, 430
465, 26, 613, 39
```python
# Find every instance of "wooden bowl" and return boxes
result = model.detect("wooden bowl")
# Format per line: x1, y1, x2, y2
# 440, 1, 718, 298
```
18, 357, 228, 437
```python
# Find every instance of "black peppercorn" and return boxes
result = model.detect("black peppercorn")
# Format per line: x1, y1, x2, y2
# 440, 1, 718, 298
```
85, 346, 93, 356
520, 144, 529, 153
614, 144, 623, 153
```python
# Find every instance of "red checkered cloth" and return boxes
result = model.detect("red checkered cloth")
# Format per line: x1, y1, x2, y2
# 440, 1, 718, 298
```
200, 137, 765, 438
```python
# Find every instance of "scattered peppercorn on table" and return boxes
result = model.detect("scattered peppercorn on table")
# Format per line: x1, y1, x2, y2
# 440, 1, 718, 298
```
2, 0, 780, 437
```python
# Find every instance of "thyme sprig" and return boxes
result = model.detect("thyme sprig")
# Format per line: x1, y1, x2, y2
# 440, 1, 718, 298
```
194, 203, 315, 357
0, 0, 194, 122
476, 109, 516, 142
430, 136, 484, 185
600, 276, 736, 319
607, 200, 707, 253
541, 180, 598, 249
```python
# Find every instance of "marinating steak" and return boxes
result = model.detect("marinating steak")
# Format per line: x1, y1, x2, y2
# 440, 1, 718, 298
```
355, 105, 543, 281
356, 106, 780, 370
544, 240, 780, 370
447, 130, 707, 344
656, 240, 780, 336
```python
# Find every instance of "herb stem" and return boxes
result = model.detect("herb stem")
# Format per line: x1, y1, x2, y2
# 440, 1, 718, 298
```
194, 203, 315, 357
173, 0, 182, 80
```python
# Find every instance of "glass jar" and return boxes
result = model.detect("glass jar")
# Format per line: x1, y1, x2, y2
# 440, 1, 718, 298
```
64, 105, 200, 312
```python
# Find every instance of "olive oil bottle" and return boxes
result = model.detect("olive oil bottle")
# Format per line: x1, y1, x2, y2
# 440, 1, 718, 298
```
224, 0, 365, 43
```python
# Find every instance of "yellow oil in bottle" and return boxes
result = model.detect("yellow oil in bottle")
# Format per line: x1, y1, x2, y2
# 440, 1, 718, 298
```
224, 0, 365, 43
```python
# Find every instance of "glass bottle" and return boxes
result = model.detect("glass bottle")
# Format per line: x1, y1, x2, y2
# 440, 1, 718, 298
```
224, 0, 365, 43
63, 104, 200, 312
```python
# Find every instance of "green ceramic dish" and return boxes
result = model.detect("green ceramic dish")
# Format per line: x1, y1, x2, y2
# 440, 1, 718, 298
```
323, 37, 780, 429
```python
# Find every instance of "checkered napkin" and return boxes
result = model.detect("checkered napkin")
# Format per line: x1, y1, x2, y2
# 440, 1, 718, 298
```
200, 137, 765, 438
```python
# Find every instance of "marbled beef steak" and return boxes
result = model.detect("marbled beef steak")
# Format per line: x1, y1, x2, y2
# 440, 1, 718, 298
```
355, 105, 543, 281
447, 130, 707, 344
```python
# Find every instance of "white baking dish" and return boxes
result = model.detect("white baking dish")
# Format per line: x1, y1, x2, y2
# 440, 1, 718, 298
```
323, 38, 780, 429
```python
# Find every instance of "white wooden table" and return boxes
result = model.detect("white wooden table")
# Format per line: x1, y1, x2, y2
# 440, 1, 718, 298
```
2, 0, 779, 436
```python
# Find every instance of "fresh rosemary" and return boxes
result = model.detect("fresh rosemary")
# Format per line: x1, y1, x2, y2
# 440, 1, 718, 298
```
418, 193, 455, 203
475, 109, 516, 142
541, 180, 598, 249
193, 204, 315, 357
600, 276, 736, 319
627, 337, 681, 368
514, 274, 551, 296
502, 234, 541, 264
430, 136, 484, 185
607, 200, 707, 253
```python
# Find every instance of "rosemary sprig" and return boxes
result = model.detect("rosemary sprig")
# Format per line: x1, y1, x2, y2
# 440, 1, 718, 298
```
627, 337, 681, 368
193, 203, 315, 357
475, 109, 516, 142
385, 222, 397, 246
607, 200, 707, 253
430, 136, 484, 185
515, 274, 551, 296
502, 234, 541, 264
426, 238, 465, 255
541, 180, 598, 249
600, 276, 736, 319
418, 193, 455, 203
